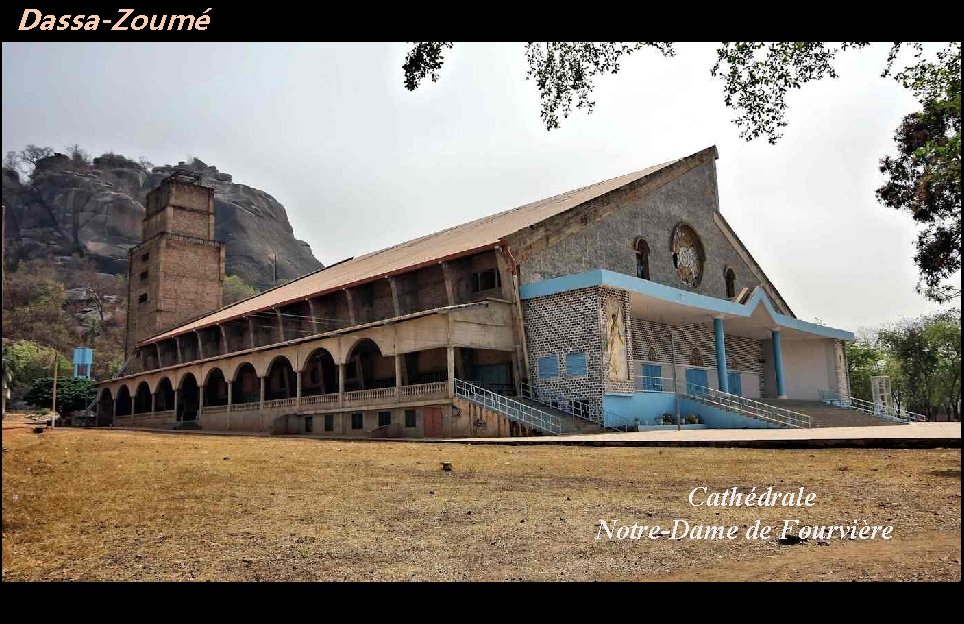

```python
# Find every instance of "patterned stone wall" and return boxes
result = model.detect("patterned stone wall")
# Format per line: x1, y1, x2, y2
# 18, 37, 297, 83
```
630, 318, 763, 374
522, 286, 605, 414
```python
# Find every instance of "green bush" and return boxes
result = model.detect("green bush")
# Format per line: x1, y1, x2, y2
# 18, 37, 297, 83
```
685, 414, 701, 425
24, 376, 97, 413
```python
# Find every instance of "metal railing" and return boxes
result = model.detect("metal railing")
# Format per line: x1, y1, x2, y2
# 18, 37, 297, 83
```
682, 383, 812, 428
818, 390, 923, 423
455, 379, 562, 435
636, 376, 675, 393
518, 381, 604, 425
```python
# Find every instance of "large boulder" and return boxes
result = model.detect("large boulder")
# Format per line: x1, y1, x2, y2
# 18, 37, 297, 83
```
3, 153, 322, 289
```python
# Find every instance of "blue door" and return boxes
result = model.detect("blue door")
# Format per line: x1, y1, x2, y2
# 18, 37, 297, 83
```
727, 371, 743, 396
642, 364, 663, 391
686, 368, 708, 396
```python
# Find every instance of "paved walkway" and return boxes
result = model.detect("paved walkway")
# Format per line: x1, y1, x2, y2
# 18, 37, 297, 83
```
450, 422, 961, 448
87, 421, 961, 449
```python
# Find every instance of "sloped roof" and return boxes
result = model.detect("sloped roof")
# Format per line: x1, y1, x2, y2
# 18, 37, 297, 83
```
143, 148, 706, 345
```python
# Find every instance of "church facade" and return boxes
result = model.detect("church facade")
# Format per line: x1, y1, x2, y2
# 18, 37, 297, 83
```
96, 146, 853, 436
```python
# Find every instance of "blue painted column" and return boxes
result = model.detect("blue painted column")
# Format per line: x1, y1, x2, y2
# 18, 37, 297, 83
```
713, 317, 729, 393
772, 330, 787, 398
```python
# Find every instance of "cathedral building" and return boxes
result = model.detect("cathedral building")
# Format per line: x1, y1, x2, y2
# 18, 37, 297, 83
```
97, 146, 855, 436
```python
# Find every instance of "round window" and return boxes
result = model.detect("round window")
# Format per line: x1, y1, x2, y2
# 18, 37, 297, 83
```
671, 223, 705, 287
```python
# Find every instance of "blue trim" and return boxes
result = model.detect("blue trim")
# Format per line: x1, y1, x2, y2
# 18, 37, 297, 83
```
520, 269, 854, 341
772, 330, 786, 398
713, 317, 728, 392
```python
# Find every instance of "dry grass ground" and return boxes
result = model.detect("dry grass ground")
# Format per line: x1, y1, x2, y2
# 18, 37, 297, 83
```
2, 423, 960, 581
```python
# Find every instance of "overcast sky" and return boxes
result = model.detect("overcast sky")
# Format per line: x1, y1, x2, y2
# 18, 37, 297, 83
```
2, 42, 958, 332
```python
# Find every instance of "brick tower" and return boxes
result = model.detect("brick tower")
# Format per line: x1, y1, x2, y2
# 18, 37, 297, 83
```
125, 172, 225, 357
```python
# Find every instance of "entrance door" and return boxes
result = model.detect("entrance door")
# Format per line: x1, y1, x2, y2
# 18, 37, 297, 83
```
424, 407, 444, 438
727, 371, 743, 396
685, 368, 709, 396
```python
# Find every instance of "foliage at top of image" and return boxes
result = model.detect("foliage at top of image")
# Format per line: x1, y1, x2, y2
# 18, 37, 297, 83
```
402, 42, 961, 303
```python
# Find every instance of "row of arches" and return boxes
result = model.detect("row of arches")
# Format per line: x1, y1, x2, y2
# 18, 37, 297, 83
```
102, 339, 394, 420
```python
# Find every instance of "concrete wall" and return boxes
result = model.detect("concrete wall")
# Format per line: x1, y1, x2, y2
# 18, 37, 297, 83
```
515, 161, 761, 302
601, 393, 781, 429
781, 338, 838, 401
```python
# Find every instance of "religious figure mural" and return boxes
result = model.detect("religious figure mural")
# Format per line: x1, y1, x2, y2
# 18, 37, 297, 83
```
603, 297, 628, 381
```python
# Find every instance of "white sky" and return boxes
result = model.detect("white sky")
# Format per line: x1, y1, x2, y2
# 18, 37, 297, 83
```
2, 41, 958, 332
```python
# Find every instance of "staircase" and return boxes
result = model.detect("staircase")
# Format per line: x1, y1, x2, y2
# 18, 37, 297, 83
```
681, 383, 813, 428
454, 379, 605, 435
818, 390, 924, 423
759, 399, 902, 428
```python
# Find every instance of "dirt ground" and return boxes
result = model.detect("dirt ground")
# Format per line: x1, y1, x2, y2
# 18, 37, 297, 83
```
2, 423, 960, 581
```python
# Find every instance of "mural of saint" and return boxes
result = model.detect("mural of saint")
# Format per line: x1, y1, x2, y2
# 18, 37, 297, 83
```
603, 297, 628, 381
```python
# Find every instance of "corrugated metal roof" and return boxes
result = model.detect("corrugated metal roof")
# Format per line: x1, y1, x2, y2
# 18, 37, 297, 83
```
143, 151, 694, 345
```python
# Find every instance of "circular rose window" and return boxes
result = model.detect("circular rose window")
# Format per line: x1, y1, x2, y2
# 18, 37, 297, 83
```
671, 223, 705, 287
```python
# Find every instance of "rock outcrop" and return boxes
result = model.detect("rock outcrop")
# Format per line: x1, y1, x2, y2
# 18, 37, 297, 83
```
2, 152, 322, 290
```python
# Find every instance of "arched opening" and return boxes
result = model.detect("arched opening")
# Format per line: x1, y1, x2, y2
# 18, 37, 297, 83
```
154, 377, 175, 412
647, 346, 659, 362
178, 373, 200, 421
204, 368, 229, 407
634, 238, 650, 280
302, 348, 337, 396
115, 385, 132, 417
133, 382, 153, 414
233, 363, 260, 404
345, 338, 394, 390
97, 388, 114, 426
265, 356, 296, 400
724, 267, 737, 299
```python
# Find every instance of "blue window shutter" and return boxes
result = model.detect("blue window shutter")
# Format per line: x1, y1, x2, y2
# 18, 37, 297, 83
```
538, 356, 559, 379
727, 371, 743, 396
566, 352, 588, 377
643, 364, 663, 391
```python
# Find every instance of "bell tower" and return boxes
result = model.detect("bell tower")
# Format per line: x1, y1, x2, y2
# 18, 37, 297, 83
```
125, 172, 225, 357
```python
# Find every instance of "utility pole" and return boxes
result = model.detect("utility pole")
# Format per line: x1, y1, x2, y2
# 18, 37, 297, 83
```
50, 352, 58, 428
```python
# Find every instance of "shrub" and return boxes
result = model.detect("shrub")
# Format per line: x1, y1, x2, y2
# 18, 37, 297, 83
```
24, 376, 97, 413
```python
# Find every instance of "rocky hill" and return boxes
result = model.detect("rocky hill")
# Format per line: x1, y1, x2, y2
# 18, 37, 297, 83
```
2, 152, 322, 290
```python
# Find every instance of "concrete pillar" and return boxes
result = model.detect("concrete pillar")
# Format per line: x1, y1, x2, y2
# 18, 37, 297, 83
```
338, 363, 346, 407
714, 317, 729, 393
196, 331, 204, 360
259, 376, 265, 408
395, 354, 403, 399
175, 338, 182, 365
199, 385, 205, 411
772, 330, 787, 399
343, 289, 356, 326
275, 309, 285, 343
307, 298, 321, 335
447, 346, 455, 398
247, 317, 256, 349
219, 324, 229, 354
296, 370, 302, 407
441, 262, 456, 306
173, 388, 179, 420
389, 277, 402, 317
227, 381, 233, 413
150, 392, 156, 414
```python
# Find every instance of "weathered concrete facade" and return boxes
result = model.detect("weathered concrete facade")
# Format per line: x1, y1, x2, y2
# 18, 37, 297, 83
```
125, 174, 225, 357
103, 146, 855, 436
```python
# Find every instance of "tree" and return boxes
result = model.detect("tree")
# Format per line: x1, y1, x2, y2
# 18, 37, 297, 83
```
1, 259, 76, 356
402, 42, 961, 300
845, 341, 885, 401
24, 376, 97, 414
222, 274, 259, 305
877, 43, 961, 302
2, 340, 71, 389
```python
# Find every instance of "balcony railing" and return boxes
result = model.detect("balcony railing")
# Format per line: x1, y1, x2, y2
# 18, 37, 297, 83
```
300, 392, 340, 406
344, 387, 397, 403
